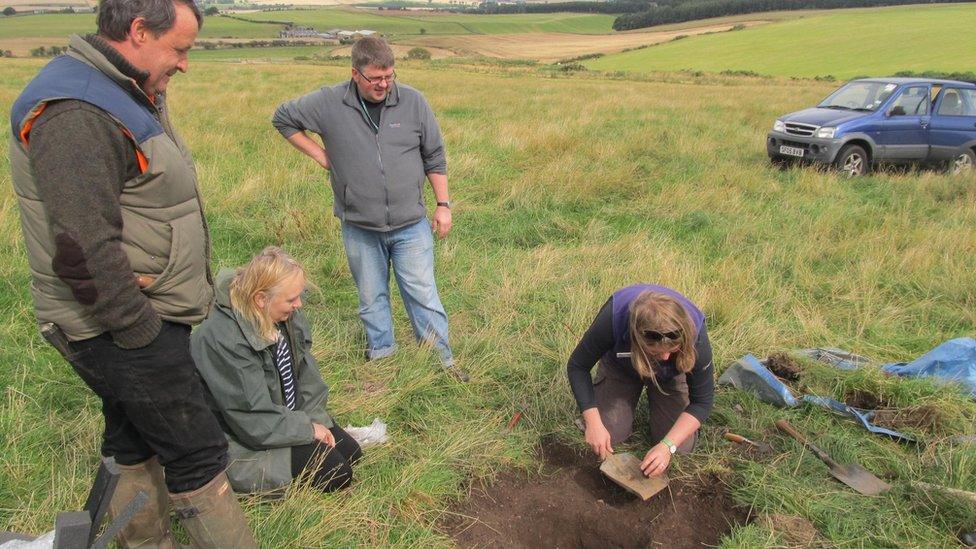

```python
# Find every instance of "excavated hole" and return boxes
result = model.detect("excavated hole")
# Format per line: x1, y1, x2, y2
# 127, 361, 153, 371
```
443, 438, 750, 548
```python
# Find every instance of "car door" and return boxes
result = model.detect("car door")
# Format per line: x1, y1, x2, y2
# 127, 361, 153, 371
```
928, 88, 976, 161
878, 85, 931, 161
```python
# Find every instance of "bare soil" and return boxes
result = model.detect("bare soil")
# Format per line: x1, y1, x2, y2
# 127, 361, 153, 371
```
443, 438, 749, 548
765, 352, 803, 382
845, 389, 884, 410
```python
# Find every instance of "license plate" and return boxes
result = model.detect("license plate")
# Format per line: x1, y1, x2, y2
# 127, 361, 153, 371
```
780, 145, 805, 158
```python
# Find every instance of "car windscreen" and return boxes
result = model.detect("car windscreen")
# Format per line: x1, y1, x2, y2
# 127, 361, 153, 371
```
818, 81, 899, 111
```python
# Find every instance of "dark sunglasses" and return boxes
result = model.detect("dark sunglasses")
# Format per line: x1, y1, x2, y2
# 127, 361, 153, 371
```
641, 329, 681, 342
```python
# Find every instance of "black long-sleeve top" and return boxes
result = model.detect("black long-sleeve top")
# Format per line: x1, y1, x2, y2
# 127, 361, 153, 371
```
566, 298, 715, 424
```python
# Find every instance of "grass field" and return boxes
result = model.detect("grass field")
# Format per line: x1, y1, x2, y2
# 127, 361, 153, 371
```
404, 21, 762, 63
238, 9, 616, 36
189, 45, 334, 62
586, 3, 976, 78
0, 12, 287, 40
1, 54, 975, 547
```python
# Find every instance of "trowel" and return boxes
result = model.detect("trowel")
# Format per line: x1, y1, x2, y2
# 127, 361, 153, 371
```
724, 431, 774, 456
599, 452, 669, 501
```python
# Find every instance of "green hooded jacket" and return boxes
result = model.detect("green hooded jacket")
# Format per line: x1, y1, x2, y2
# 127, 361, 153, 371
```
190, 268, 334, 494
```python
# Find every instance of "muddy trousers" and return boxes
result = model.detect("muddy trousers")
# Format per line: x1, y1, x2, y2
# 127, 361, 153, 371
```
593, 360, 697, 454
66, 321, 229, 492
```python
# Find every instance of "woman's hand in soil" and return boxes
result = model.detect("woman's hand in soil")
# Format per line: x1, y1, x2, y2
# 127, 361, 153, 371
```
640, 444, 671, 477
586, 425, 613, 459
584, 417, 614, 459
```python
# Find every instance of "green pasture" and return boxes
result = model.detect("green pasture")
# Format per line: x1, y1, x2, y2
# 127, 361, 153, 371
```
406, 12, 616, 34
1, 57, 975, 547
190, 45, 334, 62
0, 12, 284, 40
239, 8, 615, 36
586, 3, 976, 78
0, 9, 616, 44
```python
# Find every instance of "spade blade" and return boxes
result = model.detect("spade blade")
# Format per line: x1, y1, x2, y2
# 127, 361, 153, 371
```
829, 463, 891, 496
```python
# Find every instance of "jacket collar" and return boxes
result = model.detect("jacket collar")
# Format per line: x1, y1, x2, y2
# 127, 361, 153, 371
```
67, 34, 157, 109
342, 78, 400, 110
214, 268, 278, 352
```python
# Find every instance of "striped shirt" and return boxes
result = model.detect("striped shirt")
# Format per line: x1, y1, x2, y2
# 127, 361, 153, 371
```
273, 326, 297, 410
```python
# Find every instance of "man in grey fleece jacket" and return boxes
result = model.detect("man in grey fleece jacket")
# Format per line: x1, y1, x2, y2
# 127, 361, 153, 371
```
272, 36, 466, 381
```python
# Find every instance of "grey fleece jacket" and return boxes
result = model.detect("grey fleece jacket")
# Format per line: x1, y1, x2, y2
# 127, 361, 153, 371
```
272, 80, 446, 232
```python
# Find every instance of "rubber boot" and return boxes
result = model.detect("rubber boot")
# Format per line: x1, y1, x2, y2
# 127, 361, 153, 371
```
169, 471, 257, 549
109, 456, 178, 549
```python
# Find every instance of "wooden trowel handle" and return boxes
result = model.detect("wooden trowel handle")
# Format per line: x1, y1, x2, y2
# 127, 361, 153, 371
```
724, 432, 747, 444
775, 420, 808, 444
776, 419, 840, 468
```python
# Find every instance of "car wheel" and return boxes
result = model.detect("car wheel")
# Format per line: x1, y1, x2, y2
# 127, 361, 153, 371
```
834, 145, 868, 177
950, 149, 976, 175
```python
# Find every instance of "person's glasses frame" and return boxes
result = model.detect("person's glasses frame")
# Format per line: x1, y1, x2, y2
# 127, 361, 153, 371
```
357, 69, 397, 85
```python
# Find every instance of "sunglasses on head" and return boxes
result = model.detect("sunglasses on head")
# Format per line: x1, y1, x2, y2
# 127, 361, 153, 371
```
641, 329, 682, 342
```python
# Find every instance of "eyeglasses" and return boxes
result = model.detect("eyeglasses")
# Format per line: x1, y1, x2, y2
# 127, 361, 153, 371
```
357, 69, 397, 85
641, 329, 681, 342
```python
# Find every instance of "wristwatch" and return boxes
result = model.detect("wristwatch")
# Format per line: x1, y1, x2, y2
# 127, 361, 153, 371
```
436, 201, 452, 209
661, 437, 677, 454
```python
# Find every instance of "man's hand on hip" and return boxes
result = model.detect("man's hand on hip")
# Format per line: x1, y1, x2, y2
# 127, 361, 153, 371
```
432, 205, 452, 238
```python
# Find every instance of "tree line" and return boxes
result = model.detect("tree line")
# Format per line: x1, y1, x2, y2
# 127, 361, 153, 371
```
469, 0, 970, 30
613, 0, 969, 30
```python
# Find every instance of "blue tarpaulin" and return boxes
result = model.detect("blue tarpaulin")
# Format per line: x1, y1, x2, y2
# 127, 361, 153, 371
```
802, 395, 917, 443
718, 354, 799, 408
882, 337, 976, 399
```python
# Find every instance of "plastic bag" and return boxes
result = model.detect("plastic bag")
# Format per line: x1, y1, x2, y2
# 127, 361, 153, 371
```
344, 418, 389, 448
718, 354, 799, 407
796, 348, 870, 371
0, 530, 54, 549
882, 337, 976, 398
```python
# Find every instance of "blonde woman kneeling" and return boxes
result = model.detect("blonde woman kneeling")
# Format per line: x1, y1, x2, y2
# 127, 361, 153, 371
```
567, 285, 714, 477
191, 247, 361, 493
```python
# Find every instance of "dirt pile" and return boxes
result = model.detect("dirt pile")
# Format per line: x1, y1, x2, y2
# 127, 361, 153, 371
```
765, 352, 803, 382
443, 439, 749, 548
844, 391, 945, 432
872, 405, 944, 431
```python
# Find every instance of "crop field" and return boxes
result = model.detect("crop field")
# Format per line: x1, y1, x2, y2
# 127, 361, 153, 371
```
1, 52, 975, 547
586, 3, 976, 78
404, 21, 762, 63
238, 9, 616, 36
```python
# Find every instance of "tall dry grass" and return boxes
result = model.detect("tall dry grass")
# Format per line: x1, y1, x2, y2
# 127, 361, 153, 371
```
1, 57, 974, 546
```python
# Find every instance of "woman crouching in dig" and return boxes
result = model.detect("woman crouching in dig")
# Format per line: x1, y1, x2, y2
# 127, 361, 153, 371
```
191, 246, 361, 494
567, 284, 714, 477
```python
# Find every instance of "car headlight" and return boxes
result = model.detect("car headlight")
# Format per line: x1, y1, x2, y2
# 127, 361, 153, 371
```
816, 127, 836, 139
773, 120, 786, 132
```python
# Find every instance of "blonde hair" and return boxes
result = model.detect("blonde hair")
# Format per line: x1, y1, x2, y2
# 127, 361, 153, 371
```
229, 246, 307, 342
629, 290, 698, 391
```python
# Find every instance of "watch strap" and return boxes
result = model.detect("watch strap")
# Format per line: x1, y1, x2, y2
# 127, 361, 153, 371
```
436, 201, 451, 209
662, 437, 677, 454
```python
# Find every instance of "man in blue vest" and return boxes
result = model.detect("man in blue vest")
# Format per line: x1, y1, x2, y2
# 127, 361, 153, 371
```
9, 0, 256, 546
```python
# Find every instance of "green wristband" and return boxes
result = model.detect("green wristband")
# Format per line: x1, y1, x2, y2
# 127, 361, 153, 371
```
662, 437, 677, 454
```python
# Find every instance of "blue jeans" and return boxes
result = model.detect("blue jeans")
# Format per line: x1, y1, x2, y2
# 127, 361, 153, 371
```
341, 218, 453, 365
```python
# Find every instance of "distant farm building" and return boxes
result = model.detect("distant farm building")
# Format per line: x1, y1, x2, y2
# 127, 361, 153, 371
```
279, 26, 378, 40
